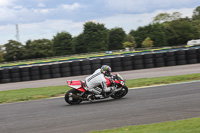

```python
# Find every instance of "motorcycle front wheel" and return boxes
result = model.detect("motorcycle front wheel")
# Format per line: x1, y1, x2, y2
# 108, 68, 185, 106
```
111, 85, 128, 99
65, 89, 82, 105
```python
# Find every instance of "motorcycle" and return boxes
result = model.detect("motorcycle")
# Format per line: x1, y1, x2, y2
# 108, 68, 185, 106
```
65, 73, 128, 105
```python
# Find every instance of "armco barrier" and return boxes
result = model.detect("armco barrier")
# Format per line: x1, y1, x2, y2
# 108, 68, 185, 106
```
1, 47, 200, 84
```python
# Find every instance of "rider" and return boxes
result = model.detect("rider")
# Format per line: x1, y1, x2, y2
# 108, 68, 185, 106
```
85, 65, 113, 100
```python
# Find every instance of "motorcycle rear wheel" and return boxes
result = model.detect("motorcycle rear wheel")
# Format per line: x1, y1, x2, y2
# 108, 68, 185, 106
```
111, 85, 128, 99
65, 89, 82, 105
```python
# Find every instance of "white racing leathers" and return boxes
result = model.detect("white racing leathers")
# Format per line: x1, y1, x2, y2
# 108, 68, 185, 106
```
85, 69, 110, 94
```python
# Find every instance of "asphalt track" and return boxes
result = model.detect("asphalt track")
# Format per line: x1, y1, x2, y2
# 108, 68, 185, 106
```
1, 63, 200, 91
1, 81, 200, 133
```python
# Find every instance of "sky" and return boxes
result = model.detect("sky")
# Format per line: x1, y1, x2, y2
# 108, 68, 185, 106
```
0, 0, 200, 45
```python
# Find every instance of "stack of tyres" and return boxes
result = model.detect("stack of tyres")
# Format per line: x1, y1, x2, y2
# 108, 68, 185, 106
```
60, 62, 71, 77
186, 49, 198, 64
143, 54, 154, 68
175, 50, 187, 65
197, 48, 200, 63
50, 64, 61, 78
71, 61, 81, 76
154, 53, 165, 67
101, 58, 112, 67
10, 67, 21, 82
0, 68, 11, 83
20, 67, 31, 81
80, 59, 92, 75
132, 55, 144, 69
165, 51, 176, 66
30, 66, 40, 80
40, 65, 51, 79
91, 59, 101, 73
111, 57, 122, 72
122, 55, 133, 71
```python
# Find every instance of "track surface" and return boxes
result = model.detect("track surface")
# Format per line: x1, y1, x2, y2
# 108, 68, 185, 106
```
1, 81, 200, 133
1, 63, 200, 91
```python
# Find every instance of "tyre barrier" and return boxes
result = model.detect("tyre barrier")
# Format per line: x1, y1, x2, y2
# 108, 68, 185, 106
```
91, 59, 101, 72
154, 53, 165, 67
143, 53, 154, 69
132, 55, 144, 69
186, 49, 198, 64
60, 62, 71, 77
165, 51, 176, 66
175, 50, 186, 65
81, 59, 92, 75
71, 61, 81, 76
30, 66, 40, 80
1, 47, 200, 84
111, 57, 123, 72
122, 56, 133, 71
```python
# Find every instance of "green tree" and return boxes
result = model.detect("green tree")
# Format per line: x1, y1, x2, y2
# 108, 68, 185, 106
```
153, 12, 182, 23
83, 21, 109, 52
130, 23, 167, 47
0, 45, 4, 62
28, 39, 53, 58
150, 23, 167, 47
3, 40, 25, 61
142, 37, 153, 48
166, 20, 199, 46
123, 34, 137, 48
130, 28, 147, 48
108, 27, 126, 50
192, 6, 200, 20
53, 32, 73, 56
71, 33, 87, 54
123, 42, 133, 49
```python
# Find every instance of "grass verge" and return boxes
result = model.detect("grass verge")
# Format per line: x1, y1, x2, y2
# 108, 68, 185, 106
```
90, 117, 200, 133
1, 73, 200, 104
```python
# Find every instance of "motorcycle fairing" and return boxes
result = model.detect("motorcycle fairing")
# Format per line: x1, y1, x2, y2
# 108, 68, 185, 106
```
105, 78, 111, 87
67, 80, 86, 92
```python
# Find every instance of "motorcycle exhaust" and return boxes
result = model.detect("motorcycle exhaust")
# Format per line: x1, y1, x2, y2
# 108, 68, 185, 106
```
69, 93, 83, 100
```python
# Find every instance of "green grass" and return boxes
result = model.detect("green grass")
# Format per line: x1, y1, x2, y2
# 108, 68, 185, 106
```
0, 85, 71, 104
1, 73, 200, 104
125, 73, 200, 88
90, 117, 200, 133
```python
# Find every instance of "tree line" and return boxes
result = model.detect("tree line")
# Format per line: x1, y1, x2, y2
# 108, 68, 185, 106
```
1, 6, 200, 62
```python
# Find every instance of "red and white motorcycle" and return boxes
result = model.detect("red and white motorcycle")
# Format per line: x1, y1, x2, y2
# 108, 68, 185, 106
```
65, 73, 128, 105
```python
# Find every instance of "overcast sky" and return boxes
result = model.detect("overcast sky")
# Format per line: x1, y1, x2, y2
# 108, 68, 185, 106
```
0, 0, 200, 45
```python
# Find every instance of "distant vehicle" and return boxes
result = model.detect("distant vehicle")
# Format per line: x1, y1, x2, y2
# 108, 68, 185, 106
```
187, 39, 200, 46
